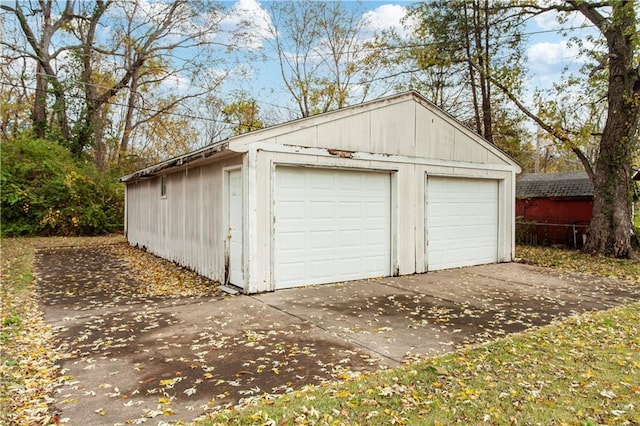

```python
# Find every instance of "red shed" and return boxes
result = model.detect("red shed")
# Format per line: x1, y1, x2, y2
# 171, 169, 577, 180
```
516, 171, 593, 247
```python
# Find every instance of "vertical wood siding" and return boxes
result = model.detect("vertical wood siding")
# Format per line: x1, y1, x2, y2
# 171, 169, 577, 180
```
270, 99, 509, 167
126, 156, 242, 282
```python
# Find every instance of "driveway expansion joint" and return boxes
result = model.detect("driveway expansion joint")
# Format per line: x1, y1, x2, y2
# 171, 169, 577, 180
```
250, 294, 402, 365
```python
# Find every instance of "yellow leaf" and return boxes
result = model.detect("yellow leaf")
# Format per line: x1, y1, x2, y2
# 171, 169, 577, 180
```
334, 390, 350, 398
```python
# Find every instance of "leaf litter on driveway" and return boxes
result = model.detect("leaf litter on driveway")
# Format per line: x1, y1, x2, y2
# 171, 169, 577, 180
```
31, 241, 639, 425
35, 242, 379, 425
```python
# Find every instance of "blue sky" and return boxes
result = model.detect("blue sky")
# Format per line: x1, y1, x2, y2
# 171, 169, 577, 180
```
0, 0, 604, 140
203, 0, 601, 122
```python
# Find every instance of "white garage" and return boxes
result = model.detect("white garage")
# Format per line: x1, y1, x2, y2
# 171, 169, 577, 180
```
122, 91, 521, 294
274, 167, 391, 289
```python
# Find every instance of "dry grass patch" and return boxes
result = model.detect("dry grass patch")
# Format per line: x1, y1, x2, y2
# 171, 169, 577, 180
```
516, 245, 640, 284
1, 238, 62, 425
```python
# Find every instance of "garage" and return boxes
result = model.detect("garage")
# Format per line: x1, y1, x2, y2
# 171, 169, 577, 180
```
122, 91, 520, 293
274, 167, 391, 289
427, 177, 499, 270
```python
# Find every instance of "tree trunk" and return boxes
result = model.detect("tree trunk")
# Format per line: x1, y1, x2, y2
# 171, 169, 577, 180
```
462, 2, 482, 134
119, 74, 139, 163
33, 64, 47, 138
582, 2, 639, 258
480, 0, 493, 143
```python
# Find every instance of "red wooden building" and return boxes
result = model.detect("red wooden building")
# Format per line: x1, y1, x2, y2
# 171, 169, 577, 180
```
516, 171, 593, 248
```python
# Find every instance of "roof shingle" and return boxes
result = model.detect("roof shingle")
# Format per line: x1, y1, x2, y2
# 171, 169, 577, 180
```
517, 171, 594, 198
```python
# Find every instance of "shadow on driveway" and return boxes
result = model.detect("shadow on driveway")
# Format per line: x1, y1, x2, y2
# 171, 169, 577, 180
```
35, 245, 639, 425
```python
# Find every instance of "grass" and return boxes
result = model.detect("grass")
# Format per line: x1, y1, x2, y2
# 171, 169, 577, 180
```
516, 245, 640, 284
202, 246, 640, 425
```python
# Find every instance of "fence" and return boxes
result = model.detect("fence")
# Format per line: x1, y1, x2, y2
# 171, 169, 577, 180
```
516, 219, 589, 249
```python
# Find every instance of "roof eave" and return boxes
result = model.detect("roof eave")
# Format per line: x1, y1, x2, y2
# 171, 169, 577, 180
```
119, 141, 230, 183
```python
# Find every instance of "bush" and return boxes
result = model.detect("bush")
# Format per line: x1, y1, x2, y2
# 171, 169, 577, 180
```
1, 135, 123, 236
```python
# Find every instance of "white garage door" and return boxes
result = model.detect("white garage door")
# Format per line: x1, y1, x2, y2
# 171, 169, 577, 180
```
427, 177, 498, 271
274, 167, 391, 289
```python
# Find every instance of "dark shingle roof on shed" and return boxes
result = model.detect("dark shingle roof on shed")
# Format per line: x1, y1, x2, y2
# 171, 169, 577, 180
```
517, 171, 594, 199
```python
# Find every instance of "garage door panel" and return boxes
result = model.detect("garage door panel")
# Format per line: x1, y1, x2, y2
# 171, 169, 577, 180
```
310, 230, 333, 249
309, 201, 333, 217
279, 231, 305, 250
341, 201, 361, 218
338, 257, 361, 273
275, 167, 391, 289
427, 177, 498, 271
279, 262, 305, 281
339, 230, 361, 248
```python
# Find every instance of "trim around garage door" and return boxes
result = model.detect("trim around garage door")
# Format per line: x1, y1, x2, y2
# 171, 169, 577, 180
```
426, 176, 499, 271
273, 166, 393, 290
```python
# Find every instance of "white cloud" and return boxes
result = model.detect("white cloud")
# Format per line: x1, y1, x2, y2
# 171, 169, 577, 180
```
526, 40, 592, 67
525, 38, 596, 93
361, 4, 411, 37
218, 0, 273, 50
533, 9, 590, 31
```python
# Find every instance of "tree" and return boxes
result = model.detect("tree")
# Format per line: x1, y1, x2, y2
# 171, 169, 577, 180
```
406, 0, 527, 145
499, 1, 639, 258
266, 1, 378, 118
222, 94, 264, 135
0, 0, 75, 140
1, 0, 226, 166
104, 0, 225, 164
133, 102, 199, 163
0, 57, 32, 140
398, 0, 532, 168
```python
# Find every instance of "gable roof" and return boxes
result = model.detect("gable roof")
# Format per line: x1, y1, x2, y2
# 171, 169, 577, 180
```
517, 171, 594, 199
121, 91, 520, 182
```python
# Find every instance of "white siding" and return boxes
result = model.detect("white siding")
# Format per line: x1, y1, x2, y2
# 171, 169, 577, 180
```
232, 95, 514, 169
126, 155, 243, 282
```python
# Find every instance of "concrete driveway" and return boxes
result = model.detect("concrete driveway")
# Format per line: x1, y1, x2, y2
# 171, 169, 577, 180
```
35, 246, 639, 425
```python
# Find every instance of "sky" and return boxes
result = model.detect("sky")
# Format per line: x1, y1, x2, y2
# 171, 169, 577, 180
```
207, 0, 599, 121
0, 0, 605, 143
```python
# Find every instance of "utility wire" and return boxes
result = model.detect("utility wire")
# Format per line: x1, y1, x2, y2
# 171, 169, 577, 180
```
0, 16, 600, 125
0, 79, 242, 126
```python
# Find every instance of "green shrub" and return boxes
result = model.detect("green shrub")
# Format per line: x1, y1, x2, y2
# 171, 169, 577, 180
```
0, 135, 123, 236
